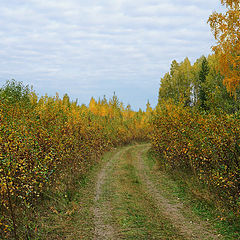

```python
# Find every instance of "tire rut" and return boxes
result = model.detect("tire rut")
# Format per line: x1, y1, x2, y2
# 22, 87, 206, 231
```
93, 144, 222, 240
93, 147, 129, 240
135, 145, 222, 240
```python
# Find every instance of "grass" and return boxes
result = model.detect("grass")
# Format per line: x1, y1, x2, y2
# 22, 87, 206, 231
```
146, 149, 240, 240
101, 146, 185, 239
23, 148, 121, 240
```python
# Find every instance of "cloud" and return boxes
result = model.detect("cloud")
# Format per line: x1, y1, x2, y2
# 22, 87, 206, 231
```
0, 0, 222, 109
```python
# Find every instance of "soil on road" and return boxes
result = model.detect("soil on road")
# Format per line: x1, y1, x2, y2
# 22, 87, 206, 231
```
92, 144, 221, 240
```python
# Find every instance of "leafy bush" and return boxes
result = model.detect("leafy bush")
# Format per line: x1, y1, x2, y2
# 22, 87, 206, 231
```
0, 80, 149, 239
150, 101, 240, 213
0, 80, 30, 105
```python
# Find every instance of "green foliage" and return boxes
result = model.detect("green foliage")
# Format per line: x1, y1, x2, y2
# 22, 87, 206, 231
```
158, 54, 239, 114
198, 56, 209, 111
158, 58, 192, 106
0, 79, 30, 106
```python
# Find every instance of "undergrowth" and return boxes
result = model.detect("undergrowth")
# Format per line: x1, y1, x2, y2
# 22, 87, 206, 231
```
147, 149, 240, 240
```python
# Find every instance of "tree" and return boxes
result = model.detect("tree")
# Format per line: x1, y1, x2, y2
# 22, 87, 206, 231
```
158, 58, 192, 106
63, 93, 70, 107
204, 54, 239, 113
146, 100, 153, 114
0, 79, 30, 106
208, 0, 240, 93
89, 97, 98, 114
198, 57, 209, 110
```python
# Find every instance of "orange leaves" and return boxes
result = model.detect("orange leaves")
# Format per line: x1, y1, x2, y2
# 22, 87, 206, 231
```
208, 0, 240, 93
221, 0, 240, 8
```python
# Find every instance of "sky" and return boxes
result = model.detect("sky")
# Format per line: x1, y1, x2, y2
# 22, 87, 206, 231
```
0, 0, 224, 110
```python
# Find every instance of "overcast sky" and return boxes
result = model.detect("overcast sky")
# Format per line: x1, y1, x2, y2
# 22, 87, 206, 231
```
0, 0, 224, 110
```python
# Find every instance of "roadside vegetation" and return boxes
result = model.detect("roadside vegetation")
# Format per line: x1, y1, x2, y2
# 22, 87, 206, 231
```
1, 0, 240, 239
0, 80, 150, 239
149, 1, 240, 238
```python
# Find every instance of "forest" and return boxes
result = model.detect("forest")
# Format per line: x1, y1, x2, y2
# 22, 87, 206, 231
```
1, 0, 240, 239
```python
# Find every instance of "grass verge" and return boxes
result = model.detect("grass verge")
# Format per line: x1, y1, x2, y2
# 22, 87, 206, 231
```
21, 149, 120, 240
146, 149, 240, 240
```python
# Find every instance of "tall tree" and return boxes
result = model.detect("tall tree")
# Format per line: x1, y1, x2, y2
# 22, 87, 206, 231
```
208, 0, 240, 93
158, 58, 192, 106
204, 54, 238, 113
199, 57, 209, 110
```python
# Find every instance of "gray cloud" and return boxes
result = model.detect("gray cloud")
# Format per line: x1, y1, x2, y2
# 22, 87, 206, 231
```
0, 0, 222, 109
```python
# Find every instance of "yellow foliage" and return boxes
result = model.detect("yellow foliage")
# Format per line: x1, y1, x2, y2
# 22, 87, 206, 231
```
208, 0, 240, 93
150, 101, 240, 212
0, 91, 150, 237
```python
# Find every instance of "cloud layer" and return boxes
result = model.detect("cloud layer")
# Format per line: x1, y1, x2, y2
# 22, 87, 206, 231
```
0, 0, 223, 109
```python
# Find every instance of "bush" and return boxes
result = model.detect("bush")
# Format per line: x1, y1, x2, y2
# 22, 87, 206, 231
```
0, 80, 149, 239
150, 101, 240, 213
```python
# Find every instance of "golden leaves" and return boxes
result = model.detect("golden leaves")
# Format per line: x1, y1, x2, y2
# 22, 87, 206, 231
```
0, 91, 149, 237
208, 0, 240, 93
150, 102, 240, 212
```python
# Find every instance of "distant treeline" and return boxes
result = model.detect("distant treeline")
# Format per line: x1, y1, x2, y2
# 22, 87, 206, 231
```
158, 54, 240, 114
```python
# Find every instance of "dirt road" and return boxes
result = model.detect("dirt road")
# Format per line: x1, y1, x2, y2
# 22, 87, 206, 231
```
93, 144, 221, 240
